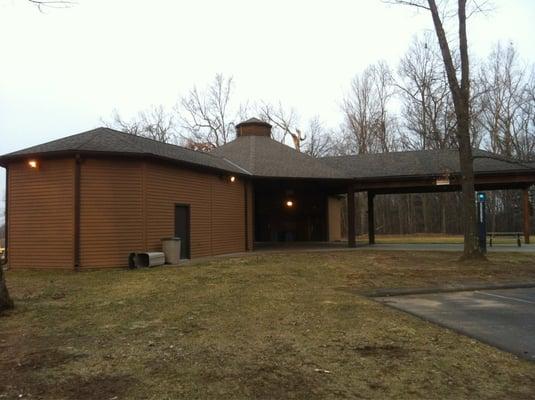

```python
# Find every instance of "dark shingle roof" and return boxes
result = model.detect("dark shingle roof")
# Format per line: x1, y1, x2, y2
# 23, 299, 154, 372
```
0, 127, 248, 175
211, 135, 348, 179
2, 127, 533, 181
322, 149, 534, 179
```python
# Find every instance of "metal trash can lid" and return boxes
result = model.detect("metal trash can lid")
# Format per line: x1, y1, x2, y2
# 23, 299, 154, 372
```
161, 237, 181, 241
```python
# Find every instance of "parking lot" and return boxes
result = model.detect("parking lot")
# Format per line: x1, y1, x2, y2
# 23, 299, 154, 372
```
377, 287, 535, 360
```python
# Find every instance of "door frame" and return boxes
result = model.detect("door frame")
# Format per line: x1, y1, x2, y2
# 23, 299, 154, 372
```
174, 203, 191, 259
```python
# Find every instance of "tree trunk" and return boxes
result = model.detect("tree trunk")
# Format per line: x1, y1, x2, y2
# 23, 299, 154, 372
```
0, 265, 14, 312
457, 116, 480, 258
427, 0, 483, 259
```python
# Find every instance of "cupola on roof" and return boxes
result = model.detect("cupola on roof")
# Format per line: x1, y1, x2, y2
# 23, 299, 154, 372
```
235, 117, 272, 137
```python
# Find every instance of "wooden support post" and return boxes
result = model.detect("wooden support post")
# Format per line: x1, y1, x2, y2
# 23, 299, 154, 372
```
347, 187, 356, 248
523, 187, 531, 244
368, 191, 375, 245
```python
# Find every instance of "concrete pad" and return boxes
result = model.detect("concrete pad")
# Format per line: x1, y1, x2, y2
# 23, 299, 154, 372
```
377, 288, 535, 361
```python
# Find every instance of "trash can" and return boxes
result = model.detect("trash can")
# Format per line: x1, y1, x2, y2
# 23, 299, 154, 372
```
161, 237, 181, 264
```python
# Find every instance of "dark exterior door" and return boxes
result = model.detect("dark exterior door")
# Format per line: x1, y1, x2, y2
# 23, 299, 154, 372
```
174, 205, 190, 259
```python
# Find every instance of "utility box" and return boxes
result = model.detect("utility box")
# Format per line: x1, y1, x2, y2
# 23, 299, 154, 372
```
161, 237, 181, 264
133, 252, 165, 268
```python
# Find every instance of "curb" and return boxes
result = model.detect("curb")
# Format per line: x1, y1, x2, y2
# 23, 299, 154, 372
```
362, 281, 535, 297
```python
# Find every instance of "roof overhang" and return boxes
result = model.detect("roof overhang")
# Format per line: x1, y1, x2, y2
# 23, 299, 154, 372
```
0, 150, 252, 178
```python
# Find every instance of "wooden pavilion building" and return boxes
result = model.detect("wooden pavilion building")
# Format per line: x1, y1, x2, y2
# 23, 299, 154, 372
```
1, 118, 534, 269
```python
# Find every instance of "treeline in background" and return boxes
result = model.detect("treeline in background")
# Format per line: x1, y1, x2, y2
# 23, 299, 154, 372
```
105, 35, 535, 236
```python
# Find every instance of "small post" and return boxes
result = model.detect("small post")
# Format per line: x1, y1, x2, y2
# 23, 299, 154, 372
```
523, 187, 531, 244
367, 191, 375, 245
476, 192, 487, 253
347, 187, 356, 248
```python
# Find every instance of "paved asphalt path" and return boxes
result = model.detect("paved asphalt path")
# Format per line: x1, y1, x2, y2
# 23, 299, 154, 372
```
369, 243, 535, 253
254, 242, 535, 253
377, 288, 535, 360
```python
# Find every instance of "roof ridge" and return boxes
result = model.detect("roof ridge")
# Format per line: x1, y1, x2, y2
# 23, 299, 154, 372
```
319, 148, 464, 159
251, 135, 348, 178
222, 157, 252, 175
105, 127, 232, 162
320, 147, 495, 160
74, 129, 109, 151
104, 129, 147, 153
249, 136, 256, 173
261, 137, 348, 175
1, 127, 104, 157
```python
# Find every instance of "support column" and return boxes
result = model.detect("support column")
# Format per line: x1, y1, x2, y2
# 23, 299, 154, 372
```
368, 191, 375, 245
347, 187, 356, 248
523, 187, 531, 244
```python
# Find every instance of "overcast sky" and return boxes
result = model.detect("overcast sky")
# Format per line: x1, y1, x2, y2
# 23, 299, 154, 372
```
1, 0, 535, 211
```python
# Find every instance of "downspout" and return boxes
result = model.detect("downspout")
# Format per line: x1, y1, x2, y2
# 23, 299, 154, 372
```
74, 155, 81, 270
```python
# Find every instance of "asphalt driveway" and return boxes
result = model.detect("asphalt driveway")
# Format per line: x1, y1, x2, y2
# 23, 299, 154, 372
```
377, 287, 535, 361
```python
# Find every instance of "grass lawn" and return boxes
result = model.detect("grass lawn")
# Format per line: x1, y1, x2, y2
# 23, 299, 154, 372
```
2, 250, 535, 399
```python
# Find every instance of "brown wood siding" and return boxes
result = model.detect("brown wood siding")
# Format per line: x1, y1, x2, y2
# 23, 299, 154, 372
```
8, 156, 246, 269
327, 196, 342, 241
146, 162, 246, 258
8, 158, 75, 269
210, 175, 246, 255
237, 124, 271, 137
80, 158, 144, 268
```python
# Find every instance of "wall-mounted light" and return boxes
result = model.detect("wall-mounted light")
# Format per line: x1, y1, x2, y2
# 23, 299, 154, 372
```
28, 160, 38, 169
285, 200, 294, 208
229, 176, 236, 183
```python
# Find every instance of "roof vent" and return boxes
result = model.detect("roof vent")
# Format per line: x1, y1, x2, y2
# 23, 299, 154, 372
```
235, 117, 272, 138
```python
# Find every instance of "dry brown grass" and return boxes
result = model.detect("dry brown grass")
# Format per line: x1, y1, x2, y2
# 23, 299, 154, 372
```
2, 250, 535, 399
368, 233, 534, 245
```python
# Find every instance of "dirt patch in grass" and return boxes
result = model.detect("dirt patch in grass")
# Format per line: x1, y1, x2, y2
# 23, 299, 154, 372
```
242, 363, 321, 400
4, 372, 138, 400
13, 348, 86, 371
55, 374, 138, 400
2, 250, 535, 399
1, 343, 137, 399
352, 344, 408, 358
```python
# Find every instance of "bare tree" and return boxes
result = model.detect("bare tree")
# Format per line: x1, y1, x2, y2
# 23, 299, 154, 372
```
521, 72, 535, 160
302, 117, 334, 157
390, 0, 483, 258
27, 0, 74, 12
257, 102, 307, 151
342, 61, 397, 154
398, 34, 457, 150
477, 42, 535, 159
176, 74, 246, 150
473, 42, 535, 235
106, 105, 178, 144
